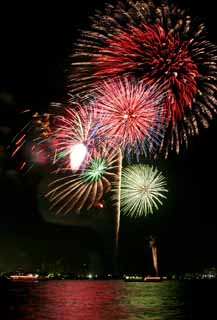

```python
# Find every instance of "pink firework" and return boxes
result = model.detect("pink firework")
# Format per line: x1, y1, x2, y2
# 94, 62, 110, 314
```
69, 0, 217, 156
51, 103, 104, 170
92, 76, 166, 160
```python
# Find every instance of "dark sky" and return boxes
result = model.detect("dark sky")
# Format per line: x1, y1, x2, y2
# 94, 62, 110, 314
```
0, 0, 217, 275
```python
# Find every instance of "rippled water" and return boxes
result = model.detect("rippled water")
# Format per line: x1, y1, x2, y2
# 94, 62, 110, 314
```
0, 279, 216, 319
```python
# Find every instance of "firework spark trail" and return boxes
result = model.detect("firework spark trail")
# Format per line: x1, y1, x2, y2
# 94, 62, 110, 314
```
149, 236, 159, 276
113, 148, 122, 276
114, 164, 168, 218
45, 146, 119, 215
69, 0, 217, 157
92, 76, 167, 161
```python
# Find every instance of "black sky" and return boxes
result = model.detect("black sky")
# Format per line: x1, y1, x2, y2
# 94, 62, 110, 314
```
0, 0, 217, 274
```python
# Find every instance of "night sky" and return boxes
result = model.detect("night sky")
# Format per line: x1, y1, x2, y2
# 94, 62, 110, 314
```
0, 0, 217, 275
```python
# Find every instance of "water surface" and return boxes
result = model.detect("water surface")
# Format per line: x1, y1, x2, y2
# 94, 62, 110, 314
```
0, 279, 216, 319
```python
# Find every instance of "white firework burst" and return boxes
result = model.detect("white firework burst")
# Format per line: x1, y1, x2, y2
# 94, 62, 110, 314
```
114, 164, 168, 218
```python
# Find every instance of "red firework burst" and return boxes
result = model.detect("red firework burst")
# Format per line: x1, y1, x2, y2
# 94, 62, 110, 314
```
94, 24, 199, 122
92, 76, 166, 160
69, 0, 217, 156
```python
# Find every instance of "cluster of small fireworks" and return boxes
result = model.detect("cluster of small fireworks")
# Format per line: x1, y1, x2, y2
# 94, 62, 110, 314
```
42, 76, 168, 216
12, 0, 217, 222
69, 0, 217, 157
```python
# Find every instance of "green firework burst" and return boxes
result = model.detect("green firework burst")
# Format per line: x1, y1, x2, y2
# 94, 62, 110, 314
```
117, 164, 168, 218
81, 157, 107, 182
46, 146, 119, 215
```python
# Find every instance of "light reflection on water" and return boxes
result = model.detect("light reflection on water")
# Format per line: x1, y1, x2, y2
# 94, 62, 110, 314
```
0, 280, 215, 319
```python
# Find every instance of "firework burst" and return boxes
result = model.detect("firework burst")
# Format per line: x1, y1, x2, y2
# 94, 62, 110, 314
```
50, 103, 104, 171
114, 164, 168, 218
69, 0, 217, 156
45, 146, 119, 215
10, 110, 53, 172
92, 76, 166, 160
